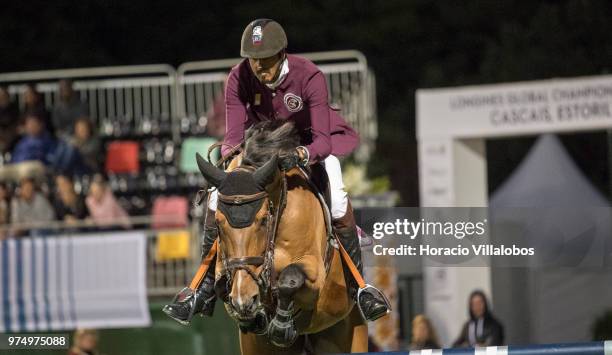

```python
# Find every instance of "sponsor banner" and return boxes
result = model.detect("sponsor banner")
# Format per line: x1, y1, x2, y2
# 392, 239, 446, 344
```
417, 75, 612, 139
0, 232, 150, 333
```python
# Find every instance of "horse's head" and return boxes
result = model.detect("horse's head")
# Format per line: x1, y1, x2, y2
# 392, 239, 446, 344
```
196, 153, 279, 330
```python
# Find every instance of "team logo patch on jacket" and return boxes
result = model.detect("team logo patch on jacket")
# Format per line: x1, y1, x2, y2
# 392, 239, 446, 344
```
283, 93, 303, 112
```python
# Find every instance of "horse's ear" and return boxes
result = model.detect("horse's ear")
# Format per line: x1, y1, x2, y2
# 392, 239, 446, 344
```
196, 153, 227, 187
253, 155, 278, 188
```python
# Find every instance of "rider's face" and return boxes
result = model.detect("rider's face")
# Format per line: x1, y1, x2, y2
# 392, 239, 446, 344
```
249, 53, 283, 84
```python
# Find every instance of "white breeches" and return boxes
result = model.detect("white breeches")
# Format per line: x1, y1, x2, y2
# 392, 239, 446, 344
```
207, 155, 349, 219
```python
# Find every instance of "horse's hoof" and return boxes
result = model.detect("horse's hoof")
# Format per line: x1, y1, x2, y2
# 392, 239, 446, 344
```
267, 318, 298, 348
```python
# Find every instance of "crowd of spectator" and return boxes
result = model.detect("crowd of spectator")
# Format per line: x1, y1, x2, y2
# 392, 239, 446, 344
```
0, 81, 97, 174
0, 80, 128, 238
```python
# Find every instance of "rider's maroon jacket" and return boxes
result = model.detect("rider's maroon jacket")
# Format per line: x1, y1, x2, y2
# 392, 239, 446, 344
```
222, 54, 359, 163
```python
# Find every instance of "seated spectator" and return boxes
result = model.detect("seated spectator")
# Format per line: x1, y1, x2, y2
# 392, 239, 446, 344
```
0, 183, 10, 239
54, 175, 88, 228
453, 290, 504, 348
0, 86, 20, 154
409, 314, 440, 350
52, 79, 88, 140
22, 83, 52, 132
10, 177, 55, 237
85, 174, 131, 229
11, 112, 56, 164
0, 111, 52, 182
9, 112, 88, 176
68, 328, 99, 355
70, 117, 100, 172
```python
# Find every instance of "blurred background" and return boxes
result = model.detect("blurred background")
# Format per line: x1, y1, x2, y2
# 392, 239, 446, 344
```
1, 1, 612, 354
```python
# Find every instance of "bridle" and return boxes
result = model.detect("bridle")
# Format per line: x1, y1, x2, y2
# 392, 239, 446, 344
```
215, 166, 288, 317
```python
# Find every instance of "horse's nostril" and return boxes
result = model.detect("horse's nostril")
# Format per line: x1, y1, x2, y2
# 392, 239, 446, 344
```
228, 295, 237, 309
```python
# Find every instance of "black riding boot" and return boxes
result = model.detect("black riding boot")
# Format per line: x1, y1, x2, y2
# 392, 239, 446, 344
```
163, 210, 218, 325
334, 202, 390, 322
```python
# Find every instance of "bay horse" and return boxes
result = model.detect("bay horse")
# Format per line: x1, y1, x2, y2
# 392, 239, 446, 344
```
196, 121, 368, 354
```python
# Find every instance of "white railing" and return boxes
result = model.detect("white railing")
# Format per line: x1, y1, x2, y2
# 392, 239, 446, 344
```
0, 51, 378, 161
176, 50, 377, 162
0, 64, 179, 140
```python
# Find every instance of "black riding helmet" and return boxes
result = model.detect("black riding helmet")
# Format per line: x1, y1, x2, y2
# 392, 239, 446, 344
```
240, 19, 288, 59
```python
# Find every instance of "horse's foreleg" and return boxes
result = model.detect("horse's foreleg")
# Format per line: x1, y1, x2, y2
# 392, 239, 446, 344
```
309, 306, 368, 354
268, 264, 305, 348
239, 332, 306, 355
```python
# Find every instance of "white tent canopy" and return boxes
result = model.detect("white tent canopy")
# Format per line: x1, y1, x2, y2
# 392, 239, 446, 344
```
489, 134, 612, 344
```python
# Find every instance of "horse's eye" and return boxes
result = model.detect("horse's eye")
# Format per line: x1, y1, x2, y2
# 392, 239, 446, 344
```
260, 216, 268, 227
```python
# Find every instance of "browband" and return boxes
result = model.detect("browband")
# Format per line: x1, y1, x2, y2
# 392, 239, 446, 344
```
218, 191, 268, 205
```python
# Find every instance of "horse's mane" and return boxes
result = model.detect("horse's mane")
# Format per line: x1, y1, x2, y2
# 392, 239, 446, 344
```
242, 120, 300, 168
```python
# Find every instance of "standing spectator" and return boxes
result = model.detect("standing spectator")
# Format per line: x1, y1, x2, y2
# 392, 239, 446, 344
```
68, 329, 99, 355
11, 112, 56, 164
54, 175, 88, 228
69, 117, 100, 172
453, 290, 504, 348
22, 83, 52, 131
0, 86, 20, 154
85, 174, 131, 229
409, 314, 440, 350
10, 177, 55, 237
0, 183, 10, 239
52, 79, 88, 140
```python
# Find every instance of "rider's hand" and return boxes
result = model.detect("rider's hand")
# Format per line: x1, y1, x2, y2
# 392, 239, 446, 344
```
278, 147, 308, 170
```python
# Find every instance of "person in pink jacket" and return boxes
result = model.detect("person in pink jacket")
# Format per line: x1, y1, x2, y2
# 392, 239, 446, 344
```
85, 174, 131, 230
164, 19, 389, 325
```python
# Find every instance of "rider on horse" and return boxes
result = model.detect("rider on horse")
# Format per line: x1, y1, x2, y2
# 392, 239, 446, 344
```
164, 19, 389, 324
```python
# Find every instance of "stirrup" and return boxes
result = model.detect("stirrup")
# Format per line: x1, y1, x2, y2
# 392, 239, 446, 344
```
163, 287, 198, 326
356, 284, 392, 322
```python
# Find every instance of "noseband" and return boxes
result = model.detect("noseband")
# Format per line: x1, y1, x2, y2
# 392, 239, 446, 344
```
216, 167, 288, 316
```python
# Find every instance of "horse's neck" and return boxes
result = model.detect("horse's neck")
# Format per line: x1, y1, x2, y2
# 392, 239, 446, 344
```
271, 168, 311, 203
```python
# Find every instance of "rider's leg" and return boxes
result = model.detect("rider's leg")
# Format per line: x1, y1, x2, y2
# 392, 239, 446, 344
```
163, 194, 219, 324
325, 155, 389, 321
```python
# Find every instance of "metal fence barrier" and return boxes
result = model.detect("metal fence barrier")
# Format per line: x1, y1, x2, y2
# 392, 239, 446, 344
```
176, 50, 377, 162
0, 51, 378, 161
0, 64, 179, 140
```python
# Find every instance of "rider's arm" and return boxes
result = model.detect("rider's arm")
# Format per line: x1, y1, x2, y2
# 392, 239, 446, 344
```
303, 71, 332, 164
222, 71, 248, 157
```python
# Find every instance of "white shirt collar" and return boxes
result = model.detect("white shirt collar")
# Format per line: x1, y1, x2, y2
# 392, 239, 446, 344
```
265, 56, 289, 90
